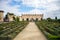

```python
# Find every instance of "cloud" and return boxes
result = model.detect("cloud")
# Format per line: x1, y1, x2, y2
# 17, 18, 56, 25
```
46, 9, 60, 19
52, 0, 60, 7
47, 0, 56, 2
22, 9, 43, 14
21, 0, 60, 14
21, 0, 47, 8
0, 0, 60, 18
0, 0, 22, 16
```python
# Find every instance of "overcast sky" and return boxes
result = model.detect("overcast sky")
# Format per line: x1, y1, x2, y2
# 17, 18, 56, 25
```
0, 0, 60, 19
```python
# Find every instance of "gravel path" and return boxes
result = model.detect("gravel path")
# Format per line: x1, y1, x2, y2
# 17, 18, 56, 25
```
13, 22, 47, 40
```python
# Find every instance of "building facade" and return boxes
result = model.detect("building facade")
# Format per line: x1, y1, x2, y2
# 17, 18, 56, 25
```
0, 10, 43, 22
0, 10, 4, 22
19, 14, 43, 21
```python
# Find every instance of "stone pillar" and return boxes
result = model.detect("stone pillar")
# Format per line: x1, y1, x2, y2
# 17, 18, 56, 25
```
0, 10, 4, 22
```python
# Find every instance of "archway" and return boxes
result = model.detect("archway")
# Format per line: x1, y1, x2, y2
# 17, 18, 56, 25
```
30, 18, 34, 22
26, 18, 29, 21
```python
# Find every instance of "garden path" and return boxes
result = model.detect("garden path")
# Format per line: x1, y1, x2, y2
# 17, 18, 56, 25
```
13, 22, 47, 40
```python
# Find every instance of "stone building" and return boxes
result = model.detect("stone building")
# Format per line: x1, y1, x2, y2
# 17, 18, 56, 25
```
0, 10, 43, 22
19, 14, 43, 21
7, 13, 15, 21
0, 10, 4, 22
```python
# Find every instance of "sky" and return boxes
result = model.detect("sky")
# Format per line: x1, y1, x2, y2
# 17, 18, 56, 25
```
0, 0, 60, 19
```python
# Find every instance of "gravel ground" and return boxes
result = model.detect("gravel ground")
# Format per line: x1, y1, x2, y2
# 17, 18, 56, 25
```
13, 22, 47, 40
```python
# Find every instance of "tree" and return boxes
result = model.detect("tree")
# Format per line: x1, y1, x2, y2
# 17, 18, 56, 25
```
55, 17, 57, 20
47, 18, 52, 22
14, 17, 19, 22
13, 16, 15, 21
57, 19, 60, 23
5, 14, 8, 19
16, 17, 19, 22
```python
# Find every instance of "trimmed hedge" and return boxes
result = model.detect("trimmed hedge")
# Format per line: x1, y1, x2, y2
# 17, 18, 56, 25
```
0, 21, 28, 40
35, 21, 60, 40
0, 36, 12, 40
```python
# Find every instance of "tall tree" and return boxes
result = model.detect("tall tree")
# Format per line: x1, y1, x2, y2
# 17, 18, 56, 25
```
13, 16, 15, 21
5, 14, 8, 19
55, 17, 57, 20
47, 18, 52, 22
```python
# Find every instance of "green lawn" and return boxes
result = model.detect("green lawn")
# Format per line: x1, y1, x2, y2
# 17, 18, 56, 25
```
35, 21, 60, 40
0, 21, 28, 40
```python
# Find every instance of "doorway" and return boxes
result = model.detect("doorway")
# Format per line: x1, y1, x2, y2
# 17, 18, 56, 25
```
30, 18, 34, 22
